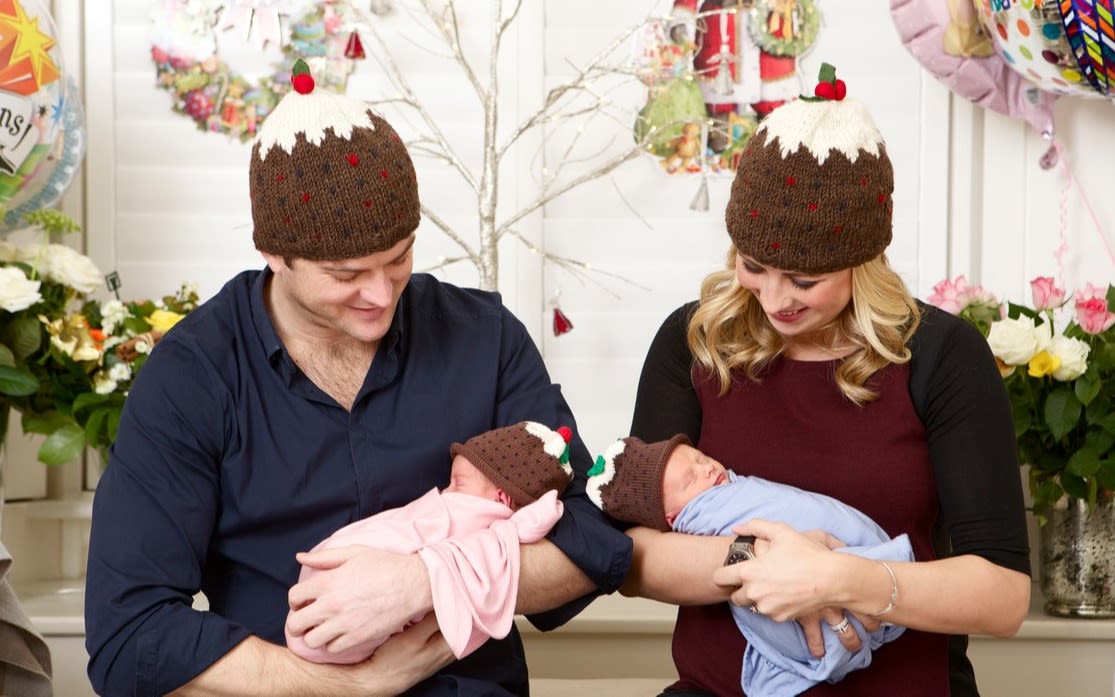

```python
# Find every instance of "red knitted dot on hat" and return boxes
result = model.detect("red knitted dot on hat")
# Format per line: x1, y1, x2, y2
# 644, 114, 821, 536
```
859, 177, 868, 187
346, 154, 360, 167
363, 199, 373, 208
276, 174, 285, 182
283, 215, 291, 224
314, 231, 323, 241
380, 170, 389, 180
808, 202, 818, 212
832, 224, 844, 234
877, 193, 887, 204
785, 176, 796, 186
750, 209, 759, 218
771, 242, 781, 250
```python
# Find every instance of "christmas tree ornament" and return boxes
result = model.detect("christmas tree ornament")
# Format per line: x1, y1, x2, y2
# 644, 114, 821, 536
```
344, 30, 366, 59
550, 291, 574, 337
718, 9, 735, 96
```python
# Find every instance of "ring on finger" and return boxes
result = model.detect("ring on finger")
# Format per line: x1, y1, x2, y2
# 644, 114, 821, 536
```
828, 617, 850, 633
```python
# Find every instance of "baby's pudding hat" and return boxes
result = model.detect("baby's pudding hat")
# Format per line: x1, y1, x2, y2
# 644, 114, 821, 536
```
586, 434, 690, 532
726, 63, 893, 274
249, 59, 420, 261
450, 421, 575, 507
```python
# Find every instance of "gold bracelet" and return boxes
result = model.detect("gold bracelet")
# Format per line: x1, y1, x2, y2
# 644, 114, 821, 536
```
869, 561, 898, 617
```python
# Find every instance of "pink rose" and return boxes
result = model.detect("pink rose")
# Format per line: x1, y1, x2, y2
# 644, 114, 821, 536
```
1074, 284, 1115, 335
1029, 276, 1065, 311
928, 276, 970, 314
928, 276, 995, 314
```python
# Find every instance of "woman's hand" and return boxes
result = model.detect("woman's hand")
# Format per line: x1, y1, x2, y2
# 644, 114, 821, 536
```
711, 519, 876, 656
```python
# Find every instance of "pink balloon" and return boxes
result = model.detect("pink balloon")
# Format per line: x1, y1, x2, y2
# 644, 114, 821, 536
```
890, 0, 1058, 135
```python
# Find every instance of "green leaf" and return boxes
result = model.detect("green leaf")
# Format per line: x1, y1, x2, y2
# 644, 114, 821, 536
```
1007, 302, 1039, 321
37, 422, 85, 465
1097, 458, 1115, 491
22, 410, 74, 435
0, 365, 38, 396
1097, 412, 1115, 436
292, 58, 310, 76
817, 62, 836, 83
1011, 402, 1033, 437
1085, 427, 1115, 456
107, 409, 121, 443
1094, 343, 1115, 372
1060, 472, 1090, 500
0, 344, 14, 368
1044, 388, 1083, 441
3, 317, 41, 360
1066, 447, 1101, 477
83, 407, 108, 444
72, 391, 112, 417
1075, 376, 1102, 406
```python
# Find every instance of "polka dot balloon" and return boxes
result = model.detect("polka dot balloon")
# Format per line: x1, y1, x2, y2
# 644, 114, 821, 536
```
972, 0, 1107, 99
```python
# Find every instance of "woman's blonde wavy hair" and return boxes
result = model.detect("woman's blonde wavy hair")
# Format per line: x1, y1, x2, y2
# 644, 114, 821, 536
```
687, 248, 921, 405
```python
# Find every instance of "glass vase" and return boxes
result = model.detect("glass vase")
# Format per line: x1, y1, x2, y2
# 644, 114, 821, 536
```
1038, 495, 1115, 618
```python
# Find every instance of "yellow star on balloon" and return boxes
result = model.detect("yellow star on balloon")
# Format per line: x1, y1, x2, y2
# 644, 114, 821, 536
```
0, 0, 60, 94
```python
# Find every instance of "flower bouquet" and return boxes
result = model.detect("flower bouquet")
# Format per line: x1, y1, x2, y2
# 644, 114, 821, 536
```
0, 210, 197, 466
928, 276, 1115, 518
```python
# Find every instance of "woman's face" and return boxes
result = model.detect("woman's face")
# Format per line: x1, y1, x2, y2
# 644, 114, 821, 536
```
734, 252, 853, 346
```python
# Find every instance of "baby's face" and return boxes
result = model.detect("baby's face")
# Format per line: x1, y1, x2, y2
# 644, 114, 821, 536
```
662, 444, 728, 527
444, 455, 502, 501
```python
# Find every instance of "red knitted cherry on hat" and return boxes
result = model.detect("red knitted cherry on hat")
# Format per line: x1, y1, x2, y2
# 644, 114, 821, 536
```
291, 58, 315, 95
811, 63, 846, 101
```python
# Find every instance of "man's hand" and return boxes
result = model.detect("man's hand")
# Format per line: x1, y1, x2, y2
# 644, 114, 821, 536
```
287, 545, 433, 655
346, 614, 455, 696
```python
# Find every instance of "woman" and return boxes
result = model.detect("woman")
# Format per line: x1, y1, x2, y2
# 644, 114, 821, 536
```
624, 66, 1031, 696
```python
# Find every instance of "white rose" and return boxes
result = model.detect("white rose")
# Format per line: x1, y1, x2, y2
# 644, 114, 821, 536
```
986, 316, 1050, 365
100, 299, 128, 334
41, 244, 103, 294
1048, 335, 1090, 381
0, 266, 41, 312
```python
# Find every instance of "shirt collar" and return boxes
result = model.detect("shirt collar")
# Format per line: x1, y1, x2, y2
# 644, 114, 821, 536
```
249, 265, 410, 372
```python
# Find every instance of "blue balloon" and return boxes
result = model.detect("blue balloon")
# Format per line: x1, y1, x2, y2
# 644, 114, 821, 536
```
1, 78, 86, 232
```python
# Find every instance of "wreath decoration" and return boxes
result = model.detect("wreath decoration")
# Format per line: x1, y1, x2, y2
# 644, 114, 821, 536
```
749, 0, 821, 58
149, 0, 371, 143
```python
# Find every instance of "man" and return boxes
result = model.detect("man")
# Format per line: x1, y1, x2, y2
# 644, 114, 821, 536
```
85, 62, 632, 697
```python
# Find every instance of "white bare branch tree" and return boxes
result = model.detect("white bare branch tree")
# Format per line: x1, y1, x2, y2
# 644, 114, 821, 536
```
349, 0, 660, 291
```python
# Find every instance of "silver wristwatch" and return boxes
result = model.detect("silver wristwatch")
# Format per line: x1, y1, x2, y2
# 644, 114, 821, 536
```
723, 534, 756, 566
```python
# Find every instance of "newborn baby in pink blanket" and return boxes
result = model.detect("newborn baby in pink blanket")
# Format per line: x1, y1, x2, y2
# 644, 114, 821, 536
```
286, 421, 575, 662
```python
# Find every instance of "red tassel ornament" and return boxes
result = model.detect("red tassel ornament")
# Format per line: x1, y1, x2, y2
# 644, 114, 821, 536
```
552, 306, 574, 337
344, 31, 366, 60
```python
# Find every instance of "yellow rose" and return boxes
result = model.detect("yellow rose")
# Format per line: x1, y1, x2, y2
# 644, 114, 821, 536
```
1027, 350, 1061, 378
147, 309, 185, 333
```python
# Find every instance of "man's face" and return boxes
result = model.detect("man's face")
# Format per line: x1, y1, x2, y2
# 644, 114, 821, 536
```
662, 444, 728, 528
264, 234, 416, 345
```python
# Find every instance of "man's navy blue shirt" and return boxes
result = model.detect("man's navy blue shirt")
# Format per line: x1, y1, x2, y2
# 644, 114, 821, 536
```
85, 270, 632, 696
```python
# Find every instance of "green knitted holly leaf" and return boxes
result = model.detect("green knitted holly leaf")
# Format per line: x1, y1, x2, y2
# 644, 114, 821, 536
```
292, 58, 311, 76
587, 454, 606, 478
817, 62, 836, 84
560, 446, 570, 465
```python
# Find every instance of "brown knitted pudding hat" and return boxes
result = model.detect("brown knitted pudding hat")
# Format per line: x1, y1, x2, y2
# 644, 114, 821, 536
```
586, 434, 691, 531
249, 59, 419, 261
450, 422, 575, 507
726, 63, 894, 274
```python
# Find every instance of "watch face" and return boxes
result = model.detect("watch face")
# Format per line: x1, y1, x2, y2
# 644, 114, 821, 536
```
724, 535, 756, 566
